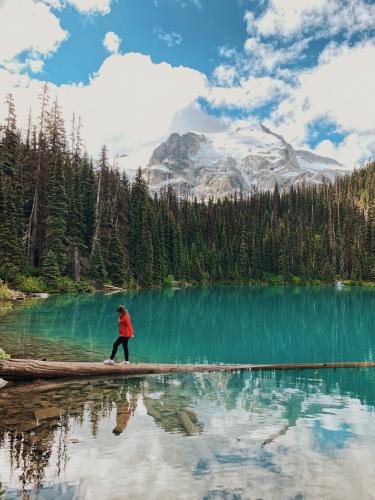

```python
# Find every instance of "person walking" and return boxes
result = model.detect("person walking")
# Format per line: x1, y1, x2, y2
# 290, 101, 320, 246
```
104, 305, 134, 365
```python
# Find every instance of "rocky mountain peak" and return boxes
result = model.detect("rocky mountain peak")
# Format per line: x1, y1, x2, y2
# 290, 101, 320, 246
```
144, 124, 348, 200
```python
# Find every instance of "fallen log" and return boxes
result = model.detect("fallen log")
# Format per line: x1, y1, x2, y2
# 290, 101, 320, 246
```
0, 359, 375, 381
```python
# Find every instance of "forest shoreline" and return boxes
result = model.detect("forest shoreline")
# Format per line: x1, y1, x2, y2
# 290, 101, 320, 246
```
1, 277, 375, 304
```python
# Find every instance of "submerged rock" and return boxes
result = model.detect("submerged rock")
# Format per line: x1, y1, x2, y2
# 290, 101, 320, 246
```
34, 407, 62, 421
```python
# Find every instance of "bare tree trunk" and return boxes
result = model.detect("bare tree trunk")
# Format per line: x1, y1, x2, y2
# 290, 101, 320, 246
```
90, 169, 102, 260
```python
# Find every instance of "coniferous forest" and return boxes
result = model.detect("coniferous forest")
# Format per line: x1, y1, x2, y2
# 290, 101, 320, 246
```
0, 91, 374, 293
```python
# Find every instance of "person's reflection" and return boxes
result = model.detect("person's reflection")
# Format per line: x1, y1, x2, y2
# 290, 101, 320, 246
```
112, 394, 137, 436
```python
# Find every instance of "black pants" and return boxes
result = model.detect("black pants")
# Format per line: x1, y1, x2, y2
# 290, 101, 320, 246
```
110, 337, 129, 361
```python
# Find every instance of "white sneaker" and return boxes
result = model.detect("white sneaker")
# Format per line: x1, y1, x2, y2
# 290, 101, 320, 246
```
122, 361, 130, 365
104, 359, 114, 365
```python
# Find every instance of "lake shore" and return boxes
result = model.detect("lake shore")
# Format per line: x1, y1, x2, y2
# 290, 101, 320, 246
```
1, 276, 375, 304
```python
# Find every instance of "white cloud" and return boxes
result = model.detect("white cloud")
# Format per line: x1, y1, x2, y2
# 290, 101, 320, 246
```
266, 41, 375, 166
250, 0, 375, 38
311, 132, 375, 167
27, 58, 45, 73
67, 0, 111, 14
103, 32, 121, 54
244, 36, 311, 73
217, 46, 238, 59
45, 0, 112, 15
0, 53, 207, 170
213, 65, 237, 86
0, 0, 68, 66
170, 102, 229, 135
208, 75, 289, 110
153, 27, 183, 47
154, 0, 202, 8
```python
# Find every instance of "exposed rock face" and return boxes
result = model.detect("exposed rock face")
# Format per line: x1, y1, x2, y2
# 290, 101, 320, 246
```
144, 124, 348, 200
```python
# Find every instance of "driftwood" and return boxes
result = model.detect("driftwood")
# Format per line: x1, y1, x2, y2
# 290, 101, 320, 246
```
1, 359, 375, 381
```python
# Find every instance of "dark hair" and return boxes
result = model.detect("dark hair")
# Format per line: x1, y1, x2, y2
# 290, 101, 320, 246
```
117, 305, 126, 313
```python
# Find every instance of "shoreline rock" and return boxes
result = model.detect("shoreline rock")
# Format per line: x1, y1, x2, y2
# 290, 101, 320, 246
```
0, 378, 8, 389
29, 292, 49, 299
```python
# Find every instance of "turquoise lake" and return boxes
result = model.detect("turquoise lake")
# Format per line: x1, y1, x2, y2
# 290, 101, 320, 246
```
1, 285, 375, 364
1, 286, 375, 499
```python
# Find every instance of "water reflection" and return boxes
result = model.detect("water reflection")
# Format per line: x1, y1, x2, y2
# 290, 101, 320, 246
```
1, 368, 375, 499
1, 285, 375, 365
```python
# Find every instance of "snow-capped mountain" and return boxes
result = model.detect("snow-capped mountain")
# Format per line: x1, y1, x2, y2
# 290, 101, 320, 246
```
142, 124, 348, 200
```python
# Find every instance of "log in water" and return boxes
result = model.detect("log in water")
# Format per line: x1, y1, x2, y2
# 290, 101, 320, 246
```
1, 359, 375, 381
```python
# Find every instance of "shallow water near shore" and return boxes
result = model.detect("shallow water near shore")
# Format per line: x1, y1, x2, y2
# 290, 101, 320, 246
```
1, 285, 375, 499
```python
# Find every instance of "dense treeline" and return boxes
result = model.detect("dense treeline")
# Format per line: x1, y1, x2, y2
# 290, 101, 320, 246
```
0, 91, 374, 292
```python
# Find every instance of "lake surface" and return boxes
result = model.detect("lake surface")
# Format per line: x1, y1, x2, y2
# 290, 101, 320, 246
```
1, 285, 375, 365
1, 286, 375, 499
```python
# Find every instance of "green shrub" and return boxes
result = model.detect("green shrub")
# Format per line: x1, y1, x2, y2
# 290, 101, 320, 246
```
53, 276, 94, 293
17, 275, 47, 293
75, 279, 95, 293
0, 281, 12, 300
263, 273, 285, 285
127, 276, 139, 290
55, 276, 78, 293
360, 281, 375, 287
164, 274, 177, 288
311, 279, 322, 286
291, 275, 303, 285
0, 348, 10, 360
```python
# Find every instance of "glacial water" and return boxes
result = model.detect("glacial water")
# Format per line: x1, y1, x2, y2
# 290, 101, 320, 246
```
1, 285, 375, 365
1, 285, 375, 499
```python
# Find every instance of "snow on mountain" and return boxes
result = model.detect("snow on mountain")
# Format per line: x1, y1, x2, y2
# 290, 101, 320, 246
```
139, 124, 349, 200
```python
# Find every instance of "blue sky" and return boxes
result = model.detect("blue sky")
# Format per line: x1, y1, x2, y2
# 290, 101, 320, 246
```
46, 0, 249, 84
0, 0, 374, 167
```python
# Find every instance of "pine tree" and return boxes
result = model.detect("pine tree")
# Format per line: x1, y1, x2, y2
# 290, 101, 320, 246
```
0, 181, 22, 282
42, 249, 60, 288
135, 225, 154, 286
80, 156, 97, 250
107, 227, 126, 286
91, 243, 107, 287
44, 157, 68, 273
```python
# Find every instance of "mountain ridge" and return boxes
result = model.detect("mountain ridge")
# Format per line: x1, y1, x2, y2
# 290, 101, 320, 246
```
142, 124, 348, 199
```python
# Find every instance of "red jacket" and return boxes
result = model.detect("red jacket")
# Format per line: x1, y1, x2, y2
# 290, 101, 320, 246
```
119, 313, 134, 338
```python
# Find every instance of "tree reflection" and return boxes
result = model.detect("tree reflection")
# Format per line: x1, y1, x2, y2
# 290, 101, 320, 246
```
0, 368, 374, 497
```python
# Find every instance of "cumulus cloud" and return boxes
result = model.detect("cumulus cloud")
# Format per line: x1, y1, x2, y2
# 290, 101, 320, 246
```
0, 0, 68, 66
266, 41, 375, 166
249, 0, 375, 39
103, 32, 121, 54
153, 27, 183, 47
0, 53, 207, 169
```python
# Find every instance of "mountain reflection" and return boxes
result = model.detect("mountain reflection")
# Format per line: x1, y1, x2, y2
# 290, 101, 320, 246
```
1, 368, 375, 498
